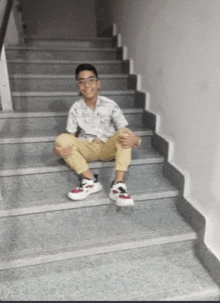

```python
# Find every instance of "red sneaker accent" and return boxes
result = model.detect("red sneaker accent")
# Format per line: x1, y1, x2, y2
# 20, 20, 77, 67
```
86, 185, 94, 188
71, 188, 83, 193
119, 194, 131, 199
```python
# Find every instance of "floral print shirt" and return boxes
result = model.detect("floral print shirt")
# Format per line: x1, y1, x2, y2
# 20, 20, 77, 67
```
66, 95, 128, 142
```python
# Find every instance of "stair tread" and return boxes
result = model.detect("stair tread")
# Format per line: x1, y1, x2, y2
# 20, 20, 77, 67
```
0, 137, 162, 171
1, 198, 195, 263
0, 241, 219, 300
0, 111, 145, 138
12, 89, 136, 96
0, 164, 178, 211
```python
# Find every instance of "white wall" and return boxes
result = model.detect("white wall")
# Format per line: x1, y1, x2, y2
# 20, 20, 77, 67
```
107, 0, 220, 260
20, 0, 97, 38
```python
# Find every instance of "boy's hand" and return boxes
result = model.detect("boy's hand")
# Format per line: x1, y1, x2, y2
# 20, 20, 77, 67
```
118, 130, 140, 148
54, 143, 71, 158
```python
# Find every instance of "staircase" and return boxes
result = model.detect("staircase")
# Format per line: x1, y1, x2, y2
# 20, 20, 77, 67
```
0, 33, 219, 300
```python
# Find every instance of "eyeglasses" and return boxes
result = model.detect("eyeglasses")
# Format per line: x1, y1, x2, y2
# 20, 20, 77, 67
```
76, 77, 98, 86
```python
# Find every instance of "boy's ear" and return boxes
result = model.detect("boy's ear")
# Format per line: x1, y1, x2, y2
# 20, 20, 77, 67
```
97, 80, 101, 88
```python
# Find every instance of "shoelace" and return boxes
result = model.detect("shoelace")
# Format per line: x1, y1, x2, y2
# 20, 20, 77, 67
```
77, 180, 88, 189
118, 186, 127, 194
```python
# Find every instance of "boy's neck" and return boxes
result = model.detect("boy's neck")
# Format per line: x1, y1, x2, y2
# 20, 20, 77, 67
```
84, 96, 98, 110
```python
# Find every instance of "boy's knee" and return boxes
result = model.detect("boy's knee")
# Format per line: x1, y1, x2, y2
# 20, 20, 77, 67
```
55, 133, 76, 147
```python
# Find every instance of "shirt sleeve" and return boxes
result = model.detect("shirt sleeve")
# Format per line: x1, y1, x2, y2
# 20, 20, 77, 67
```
111, 103, 128, 130
66, 106, 78, 133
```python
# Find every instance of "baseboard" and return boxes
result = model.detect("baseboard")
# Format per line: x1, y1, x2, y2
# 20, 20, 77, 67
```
195, 241, 220, 289
142, 108, 220, 288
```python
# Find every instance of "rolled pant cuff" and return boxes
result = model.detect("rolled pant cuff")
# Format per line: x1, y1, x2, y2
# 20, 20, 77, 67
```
75, 165, 89, 175
115, 165, 129, 172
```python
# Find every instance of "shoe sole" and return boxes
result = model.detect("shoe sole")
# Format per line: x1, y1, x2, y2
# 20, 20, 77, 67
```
68, 183, 103, 201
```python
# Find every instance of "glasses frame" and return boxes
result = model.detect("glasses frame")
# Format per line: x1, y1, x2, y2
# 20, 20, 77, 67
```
76, 77, 98, 86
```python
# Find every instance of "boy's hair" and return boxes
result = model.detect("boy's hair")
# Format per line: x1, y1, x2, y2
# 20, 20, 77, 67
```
75, 64, 98, 79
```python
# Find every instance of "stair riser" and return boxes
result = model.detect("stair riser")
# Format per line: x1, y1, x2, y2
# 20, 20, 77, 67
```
0, 163, 176, 209
12, 94, 138, 112
0, 137, 155, 171
10, 76, 136, 92
8, 62, 128, 75
0, 198, 193, 263
6, 49, 121, 61
0, 113, 143, 138
24, 39, 115, 48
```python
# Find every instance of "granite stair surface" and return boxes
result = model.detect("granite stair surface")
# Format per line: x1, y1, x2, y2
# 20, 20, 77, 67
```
0, 35, 219, 301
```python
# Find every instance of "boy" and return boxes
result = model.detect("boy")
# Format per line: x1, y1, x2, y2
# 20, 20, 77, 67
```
54, 64, 141, 207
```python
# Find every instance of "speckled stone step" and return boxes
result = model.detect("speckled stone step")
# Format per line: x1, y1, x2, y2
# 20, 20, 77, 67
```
11, 91, 141, 112
0, 136, 163, 171
0, 197, 195, 268
23, 37, 115, 48
0, 163, 178, 213
8, 60, 129, 75
6, 46, 122, 61
1, 241, 219, 300
0, 110, 145, 138
9, 74, 136, 92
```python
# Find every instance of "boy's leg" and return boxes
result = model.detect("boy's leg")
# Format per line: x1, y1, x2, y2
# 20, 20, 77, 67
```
98, 127, 132, 175
55, 133, 104, 174
98, 128, 134, 206
55, 133, 103, 200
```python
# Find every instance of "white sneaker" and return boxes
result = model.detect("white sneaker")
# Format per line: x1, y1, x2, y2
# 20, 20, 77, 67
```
109, 181, 134, 207
68, 175, 103, 200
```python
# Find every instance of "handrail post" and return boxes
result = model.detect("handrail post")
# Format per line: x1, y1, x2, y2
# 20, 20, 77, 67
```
0, 0, 14, 112
0, 44, 13, 111
0, 0, 13, 53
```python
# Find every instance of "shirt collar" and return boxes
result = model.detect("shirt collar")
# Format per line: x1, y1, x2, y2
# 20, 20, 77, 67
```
80, 96, 101, 109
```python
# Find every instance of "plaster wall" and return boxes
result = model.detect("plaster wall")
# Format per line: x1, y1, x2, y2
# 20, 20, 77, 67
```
105, 0, 220, 259
20, 0, 97, 38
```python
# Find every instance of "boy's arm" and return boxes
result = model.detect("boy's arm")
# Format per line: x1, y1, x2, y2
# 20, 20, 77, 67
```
54, 132, 76, 157
118, 128, 141, 148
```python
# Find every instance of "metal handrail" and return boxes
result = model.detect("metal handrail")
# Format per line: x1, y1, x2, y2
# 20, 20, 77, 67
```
0, 0, 13, 54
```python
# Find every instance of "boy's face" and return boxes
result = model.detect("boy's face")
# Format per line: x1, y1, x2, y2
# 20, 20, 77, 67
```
76, 70, 100, 101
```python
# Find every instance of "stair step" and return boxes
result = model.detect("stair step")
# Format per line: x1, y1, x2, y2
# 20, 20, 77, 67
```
0, 136, 163, 171
0, 198, 195, 269
0, 163, 178, 211
6, 47, 121, 61
11, 91, 139, 112
23, 37, 115, 48
8, 59, 128, 75
9, 74, 136, 92
2, 240, 219, 300
0, 110, 145, 138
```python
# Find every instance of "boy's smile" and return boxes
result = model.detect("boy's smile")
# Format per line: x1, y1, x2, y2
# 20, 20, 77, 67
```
77, 70, 100, 102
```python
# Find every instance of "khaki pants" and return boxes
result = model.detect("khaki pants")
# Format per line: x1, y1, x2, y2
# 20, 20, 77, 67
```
55, 128, 131, 174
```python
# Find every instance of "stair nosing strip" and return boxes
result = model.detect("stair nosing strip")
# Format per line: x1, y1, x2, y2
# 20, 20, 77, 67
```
0, 157, 162, 176
0, 131, 152, 144
24, 36, 113, 41
10, 74, 129, 79
8, 59, 123, 64
0, 108, 143, 118
12, 90, 136, 97
0, 190, 179, 218
6, 46, 116, 51
0, 233, 196, 271
162, 289, 220, 302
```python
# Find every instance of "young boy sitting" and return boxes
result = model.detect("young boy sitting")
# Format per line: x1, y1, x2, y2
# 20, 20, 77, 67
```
54, 64, 141, 207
